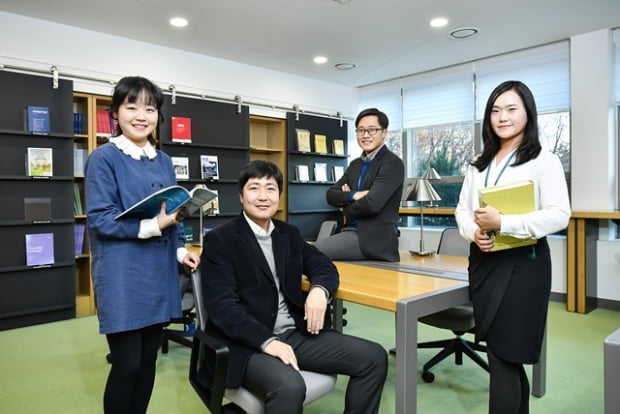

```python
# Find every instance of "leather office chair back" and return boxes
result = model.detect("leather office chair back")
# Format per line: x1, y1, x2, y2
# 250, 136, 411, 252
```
189, 270, 337, 414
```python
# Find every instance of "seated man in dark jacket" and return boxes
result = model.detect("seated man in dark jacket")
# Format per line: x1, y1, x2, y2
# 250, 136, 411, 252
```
200, 160, 387, 414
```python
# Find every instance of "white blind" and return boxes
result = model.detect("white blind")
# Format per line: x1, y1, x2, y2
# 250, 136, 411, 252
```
401, 63, 474, 128
358, 78, 402, 130
474, 41, 570, 119
614, 28, 620, 104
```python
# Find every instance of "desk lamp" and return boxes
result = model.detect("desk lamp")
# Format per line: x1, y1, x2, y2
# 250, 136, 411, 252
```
407, 178, 442, 256
422, 166, 441, 207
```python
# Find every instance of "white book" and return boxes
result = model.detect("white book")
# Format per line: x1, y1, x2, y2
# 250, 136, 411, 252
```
314, 162, 328, 182
332, 165, 344, 182
296, 165, 310, 182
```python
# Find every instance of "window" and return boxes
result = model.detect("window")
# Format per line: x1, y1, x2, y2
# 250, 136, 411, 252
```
359, 41, 571, 228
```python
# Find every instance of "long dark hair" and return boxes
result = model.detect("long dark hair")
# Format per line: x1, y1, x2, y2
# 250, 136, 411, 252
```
472, 80, 541, 172
110, 76, 164, 145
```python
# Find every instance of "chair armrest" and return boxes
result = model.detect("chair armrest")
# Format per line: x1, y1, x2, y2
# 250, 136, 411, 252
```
189, 328, 230, 413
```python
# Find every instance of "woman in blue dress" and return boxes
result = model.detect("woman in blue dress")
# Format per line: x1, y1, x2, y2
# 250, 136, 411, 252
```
85, 76, 200, 414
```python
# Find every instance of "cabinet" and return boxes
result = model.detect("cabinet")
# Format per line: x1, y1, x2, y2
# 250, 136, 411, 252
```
158, 95, 251, 241
71, 92, 112, 316
0, 70, 76, 330
249, 115, 287, 221
286, 113, 348, 240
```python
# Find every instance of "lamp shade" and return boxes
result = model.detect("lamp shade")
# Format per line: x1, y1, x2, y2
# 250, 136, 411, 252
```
406, 179, 442, 202
422, 166, 442, 180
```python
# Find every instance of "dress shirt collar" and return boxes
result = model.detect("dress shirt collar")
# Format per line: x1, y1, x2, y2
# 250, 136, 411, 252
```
243, 211, 275, 237
110, 135, 157, 160
361, 143, 385, 162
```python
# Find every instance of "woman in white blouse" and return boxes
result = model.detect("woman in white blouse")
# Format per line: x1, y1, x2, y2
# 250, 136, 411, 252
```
455, 80, 571, 414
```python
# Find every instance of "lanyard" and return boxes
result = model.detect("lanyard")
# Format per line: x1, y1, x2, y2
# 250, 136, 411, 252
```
484, 150, 516, 187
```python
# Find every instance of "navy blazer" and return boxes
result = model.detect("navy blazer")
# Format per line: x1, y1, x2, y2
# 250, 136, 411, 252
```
327, 145, 405, 262
200, 213, 339, 387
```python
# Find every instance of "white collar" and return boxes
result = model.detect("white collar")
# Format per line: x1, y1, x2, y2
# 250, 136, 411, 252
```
243, 211, 274, 236
110, 135, 157, 160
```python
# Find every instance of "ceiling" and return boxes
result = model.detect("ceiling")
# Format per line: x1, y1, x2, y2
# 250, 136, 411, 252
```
1, 0, 619, 87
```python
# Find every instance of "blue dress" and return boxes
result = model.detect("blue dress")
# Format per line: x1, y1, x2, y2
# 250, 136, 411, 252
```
85, 142, 183, 334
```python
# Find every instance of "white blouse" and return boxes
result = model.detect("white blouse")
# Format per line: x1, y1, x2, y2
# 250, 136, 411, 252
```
455, 149, 571, 242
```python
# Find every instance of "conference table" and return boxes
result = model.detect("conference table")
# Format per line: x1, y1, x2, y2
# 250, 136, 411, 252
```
323, 252, 546, 414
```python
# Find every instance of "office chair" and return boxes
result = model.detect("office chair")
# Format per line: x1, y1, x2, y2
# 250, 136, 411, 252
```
417, 227, 489, 383
316, 220, 337, 241
188, 269, 337, 414
162, 265, 196, 353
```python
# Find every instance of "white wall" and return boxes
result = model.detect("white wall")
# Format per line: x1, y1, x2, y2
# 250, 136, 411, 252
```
0, 11, 360, 120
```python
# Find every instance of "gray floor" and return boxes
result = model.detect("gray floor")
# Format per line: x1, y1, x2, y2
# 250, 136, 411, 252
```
0, 300, 617, 413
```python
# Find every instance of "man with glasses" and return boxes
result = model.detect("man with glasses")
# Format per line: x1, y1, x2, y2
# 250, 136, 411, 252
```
314, 107, 405, 262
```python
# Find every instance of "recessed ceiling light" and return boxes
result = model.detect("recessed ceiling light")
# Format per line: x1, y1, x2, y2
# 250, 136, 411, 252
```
313, 56, 328, 64
334, 62, 356, 70
169, 17, 188, 27
430, 17, 448, 28
449, 27, 479, 40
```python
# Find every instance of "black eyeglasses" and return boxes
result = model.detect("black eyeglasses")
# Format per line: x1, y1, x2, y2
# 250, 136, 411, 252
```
355, 127, 384, 136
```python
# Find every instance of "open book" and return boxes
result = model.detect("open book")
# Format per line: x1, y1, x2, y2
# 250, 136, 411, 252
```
479, 180, 537, 251
115, 185, 218, 220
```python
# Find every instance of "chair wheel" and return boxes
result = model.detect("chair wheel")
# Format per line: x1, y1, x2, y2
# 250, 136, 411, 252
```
421, 371, 435, 383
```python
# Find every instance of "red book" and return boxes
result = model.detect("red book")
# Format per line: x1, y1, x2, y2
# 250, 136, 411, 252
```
171, 116, 192, 143
96, 109, 112, 136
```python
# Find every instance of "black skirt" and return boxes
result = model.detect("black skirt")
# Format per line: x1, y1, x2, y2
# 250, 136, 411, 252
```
468, 237, 551, 364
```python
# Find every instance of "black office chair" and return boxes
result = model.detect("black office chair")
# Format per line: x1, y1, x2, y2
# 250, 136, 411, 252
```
162, 264, 197, 353
417, 227, 489, 383
188, 269, 337, 414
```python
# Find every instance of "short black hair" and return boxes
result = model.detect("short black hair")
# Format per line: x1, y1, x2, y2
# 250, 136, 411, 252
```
355, 107, 389, 129
237, 160, 283, 195
110, 76, 164, 144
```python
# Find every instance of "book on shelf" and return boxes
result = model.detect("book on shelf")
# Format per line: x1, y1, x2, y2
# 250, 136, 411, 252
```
202, 189, 220, 216
332, 139, 345, 155
24, 197, 51, 223
314, 134, 328, 154
478, 179, 537, 251
332, 165, 345, 182
115, 184, 218, 220
96, 109, 113, 137
171, 116, 192, 143
26, 147, 53, 177
73, 112, 84, 134
171, 156, 190, 181
183, 225, 194, 243
25, 232, 55, 266
296, 129, 311, 152
200, 155, 219, 181
73, 184, 84, 215
73, 144, 88, 176
74, 223, 86, 256
26, 105, 50, 134
314, 162, 328, 182
295, 164, 310, 182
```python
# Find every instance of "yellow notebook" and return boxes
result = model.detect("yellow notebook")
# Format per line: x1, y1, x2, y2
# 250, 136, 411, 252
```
296, 129, 311, 152
478, 180, 537, 251
314, 134, 328, 154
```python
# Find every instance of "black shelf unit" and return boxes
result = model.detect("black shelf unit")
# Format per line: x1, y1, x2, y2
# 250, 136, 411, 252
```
159, 95, 251, 241
0, 70, 76, 330
286, 113, 348, 240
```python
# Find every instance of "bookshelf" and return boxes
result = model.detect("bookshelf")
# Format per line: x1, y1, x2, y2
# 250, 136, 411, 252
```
0, 70, 76, 330
71, 92, 112, 316
158, 95, 251, 242
286, 113, 348, 240
249, 115, 287, 221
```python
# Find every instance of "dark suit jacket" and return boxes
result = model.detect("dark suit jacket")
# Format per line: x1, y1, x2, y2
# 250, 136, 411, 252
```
200, 213, 339, 387
327, 145, 405, 262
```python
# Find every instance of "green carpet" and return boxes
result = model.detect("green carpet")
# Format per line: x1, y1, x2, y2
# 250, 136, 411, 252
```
0, 301, 616, 413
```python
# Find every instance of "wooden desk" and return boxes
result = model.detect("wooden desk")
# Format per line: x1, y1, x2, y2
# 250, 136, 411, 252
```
323, 254, 545, 414
567, 210, 620, 313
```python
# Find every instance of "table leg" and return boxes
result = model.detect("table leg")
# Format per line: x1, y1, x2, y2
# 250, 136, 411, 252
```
532, 325, 547, 397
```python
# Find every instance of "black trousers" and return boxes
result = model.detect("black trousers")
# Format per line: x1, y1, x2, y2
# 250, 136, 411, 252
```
243, 329, 388, 414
